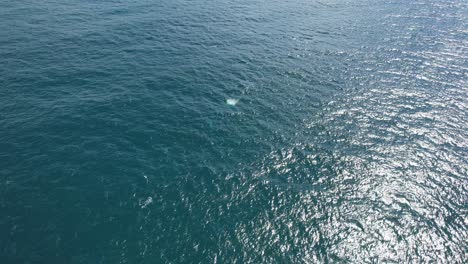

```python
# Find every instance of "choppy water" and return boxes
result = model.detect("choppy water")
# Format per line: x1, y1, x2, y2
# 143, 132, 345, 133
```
1, 0, 467, 263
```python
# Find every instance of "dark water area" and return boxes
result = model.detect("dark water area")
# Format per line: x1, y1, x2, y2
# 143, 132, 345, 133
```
1, 0, 467, 263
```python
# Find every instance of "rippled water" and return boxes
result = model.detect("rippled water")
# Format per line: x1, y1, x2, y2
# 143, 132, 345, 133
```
1, 0, 467, 263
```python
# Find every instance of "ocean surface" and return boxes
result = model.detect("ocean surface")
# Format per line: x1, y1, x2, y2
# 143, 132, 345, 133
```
1, 0, 467, 263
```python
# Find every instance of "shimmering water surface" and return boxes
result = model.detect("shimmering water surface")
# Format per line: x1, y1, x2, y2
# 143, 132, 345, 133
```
1, 0, 467, 263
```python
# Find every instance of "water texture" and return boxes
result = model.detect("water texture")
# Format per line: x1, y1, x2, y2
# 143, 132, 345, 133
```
0, 0, 467, 263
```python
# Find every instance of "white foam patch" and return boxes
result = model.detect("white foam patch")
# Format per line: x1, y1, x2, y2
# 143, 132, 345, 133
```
226, 98, 239, 106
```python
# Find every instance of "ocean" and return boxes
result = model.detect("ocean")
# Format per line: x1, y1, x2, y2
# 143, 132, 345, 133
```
0, 0, 467, 262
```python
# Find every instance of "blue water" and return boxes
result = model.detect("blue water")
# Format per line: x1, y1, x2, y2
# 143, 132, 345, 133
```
1, 0, 467, 263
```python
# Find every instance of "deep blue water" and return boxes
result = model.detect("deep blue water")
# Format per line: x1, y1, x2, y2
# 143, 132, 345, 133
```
1, 0, 467, 263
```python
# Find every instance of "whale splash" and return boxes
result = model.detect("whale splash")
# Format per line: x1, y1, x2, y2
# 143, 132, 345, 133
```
226, 98, 239, 106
